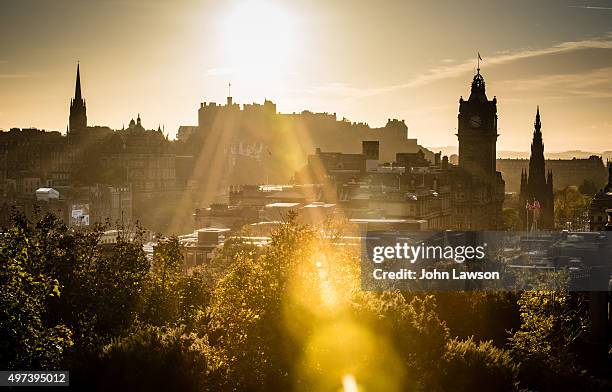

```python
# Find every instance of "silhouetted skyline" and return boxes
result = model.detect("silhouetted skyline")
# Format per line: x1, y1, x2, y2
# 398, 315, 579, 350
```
1, 0, 612, 151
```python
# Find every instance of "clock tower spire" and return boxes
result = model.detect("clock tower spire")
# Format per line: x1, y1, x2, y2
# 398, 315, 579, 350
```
451, 62, 505, 230
457, 67, 498, 181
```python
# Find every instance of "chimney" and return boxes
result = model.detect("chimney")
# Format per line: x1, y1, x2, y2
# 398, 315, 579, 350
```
198, 229, 221, 244
362, 141, 379, 172
442, 156, 449, 170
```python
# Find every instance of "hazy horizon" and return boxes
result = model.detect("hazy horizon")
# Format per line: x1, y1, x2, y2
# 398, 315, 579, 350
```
2, 0, 612, 152
431, 146, 612, 157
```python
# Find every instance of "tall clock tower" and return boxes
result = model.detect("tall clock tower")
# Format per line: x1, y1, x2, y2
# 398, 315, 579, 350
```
457, 68, 498, 182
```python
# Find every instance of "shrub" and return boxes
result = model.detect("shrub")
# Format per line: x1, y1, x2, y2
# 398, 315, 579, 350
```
85, 324, 220, 392
441, 337, 518, 392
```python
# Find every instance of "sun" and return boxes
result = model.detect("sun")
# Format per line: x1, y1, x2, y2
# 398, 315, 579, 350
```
220, 1, 297, 80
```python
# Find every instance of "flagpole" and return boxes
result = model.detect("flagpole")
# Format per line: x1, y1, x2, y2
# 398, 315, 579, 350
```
525, 200, 530, 232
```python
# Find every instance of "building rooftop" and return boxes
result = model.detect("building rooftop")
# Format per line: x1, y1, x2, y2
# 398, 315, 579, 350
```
303, 202, 336, 208
265, 202, 301, 208
196, 227, 231, 233
350, 218, 427, 224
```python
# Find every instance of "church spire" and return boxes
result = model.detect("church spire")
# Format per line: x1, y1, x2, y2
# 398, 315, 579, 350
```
69, 62, 87, 132
528, 106, 546, 191
525, 106, 554, 229
531, 106, 544, 153
534, 105, 541, 133
75, 63, 82, 102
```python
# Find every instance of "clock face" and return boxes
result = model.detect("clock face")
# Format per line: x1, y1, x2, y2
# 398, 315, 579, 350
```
469, 115, 482, 128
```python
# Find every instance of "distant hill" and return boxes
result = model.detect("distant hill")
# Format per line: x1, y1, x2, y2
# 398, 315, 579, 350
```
430, 147, 611, 161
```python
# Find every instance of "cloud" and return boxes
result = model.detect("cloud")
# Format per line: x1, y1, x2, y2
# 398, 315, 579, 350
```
395, 33, 612, 90
306, 32, 612, 100
568, 5, 612, 10
499, 66, 612, 99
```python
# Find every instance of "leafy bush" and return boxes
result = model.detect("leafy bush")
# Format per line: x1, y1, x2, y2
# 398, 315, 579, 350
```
441, 337, 518, 392
509, 290, 592, 391
0, 212, 73, 369
207, 214, 318, 390
350, 292, 450, 390
86, 324, 220, 392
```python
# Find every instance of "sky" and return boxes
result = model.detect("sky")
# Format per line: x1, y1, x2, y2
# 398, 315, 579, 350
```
1, 0, 612, 152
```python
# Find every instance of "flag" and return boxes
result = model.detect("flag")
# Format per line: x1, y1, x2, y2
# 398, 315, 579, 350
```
478, 52, 482, 61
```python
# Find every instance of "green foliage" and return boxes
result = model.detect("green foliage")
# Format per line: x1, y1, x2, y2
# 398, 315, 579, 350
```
151, 237, 184, 279
554, 186, 591, 230
142, 237, 184, 325
142, 237, 215, 330
0, 212, 150, 368
2, 209, 609, 390
90, 324, 221, 392
509, 289, 590, 391
207, 213, 317, 390
0, 213, 73, 369
509, 290, 586, 366
350, 291, 450, 390
441, 337, 518, 392
79, 230, 150, 343
49, 223, 150, 348
501, 208, 520, 231
213, 235, 263, 274
173, 267, 213, 330
434, 292, 520, 345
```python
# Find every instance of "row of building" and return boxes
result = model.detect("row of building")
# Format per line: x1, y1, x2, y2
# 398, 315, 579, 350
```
0, 65, 437, 234
196, 68, 506, 233
2, 63, 611, 236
